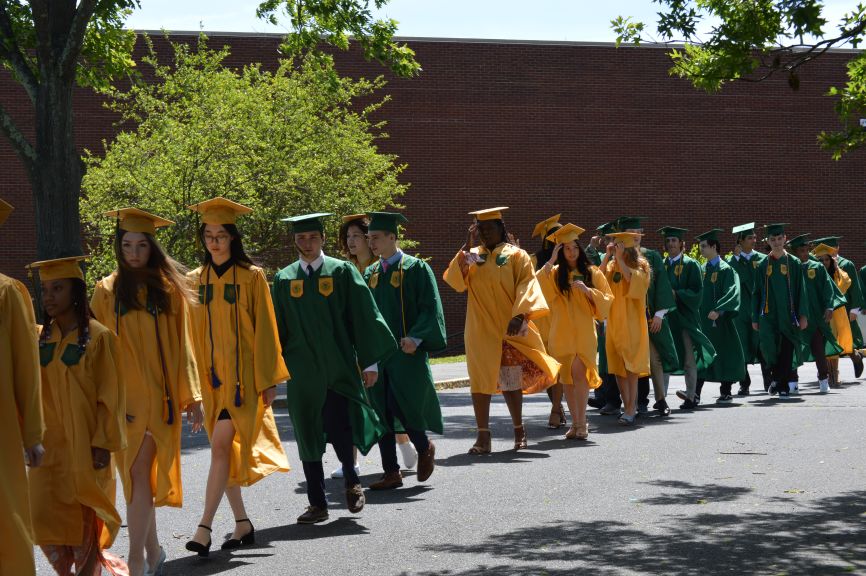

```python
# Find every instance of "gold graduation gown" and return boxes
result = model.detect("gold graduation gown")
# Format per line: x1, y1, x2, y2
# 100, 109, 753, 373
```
830, 268, 855, 355
91, 272, 201, 507
537, 265, 613, 388
29, 320, 126, 548
443, 243, 560, 395
0, 275, 43, 575
187, 264, 290, 487
603, 258, 651, 377
529, 254, 553, 349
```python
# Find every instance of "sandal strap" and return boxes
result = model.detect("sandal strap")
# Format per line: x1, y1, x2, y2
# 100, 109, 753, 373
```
476, 428, 490, 432
236, 518, 251, 524
198, 524, 212, 532
514, 424, 524, 429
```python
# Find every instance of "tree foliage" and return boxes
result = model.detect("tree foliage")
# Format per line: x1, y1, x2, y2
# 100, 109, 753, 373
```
612, 1, 866, 157
81, 34, 408, 279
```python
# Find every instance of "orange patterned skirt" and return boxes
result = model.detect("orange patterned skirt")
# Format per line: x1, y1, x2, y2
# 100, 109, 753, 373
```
498, 342, 553, 394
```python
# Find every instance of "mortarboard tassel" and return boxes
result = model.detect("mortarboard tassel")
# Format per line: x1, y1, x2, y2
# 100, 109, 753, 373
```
164, 393, 174, 425
234, 381, 242, 407
211, 366, 222, 388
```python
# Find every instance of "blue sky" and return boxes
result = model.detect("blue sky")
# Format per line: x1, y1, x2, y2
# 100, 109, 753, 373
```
123, 0, 858, 43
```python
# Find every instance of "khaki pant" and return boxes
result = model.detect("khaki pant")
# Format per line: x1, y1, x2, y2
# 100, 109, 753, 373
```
648, 340, 668, 401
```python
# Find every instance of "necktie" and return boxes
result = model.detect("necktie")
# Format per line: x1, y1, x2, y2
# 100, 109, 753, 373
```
381, 260, 389, 273
306, 264, 313, 276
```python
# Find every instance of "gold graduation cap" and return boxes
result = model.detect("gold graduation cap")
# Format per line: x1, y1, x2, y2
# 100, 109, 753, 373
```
188, 197, 252, 225
27, 255, 90, 282
0, 198, 12, 227
608, 232, 641, 248
532, 214, 561, 239
812, 243, 838, 257
546, 223, 585, 245
468, 207, 509, 221
104, 208, 174, 235
341, 213, 369, 224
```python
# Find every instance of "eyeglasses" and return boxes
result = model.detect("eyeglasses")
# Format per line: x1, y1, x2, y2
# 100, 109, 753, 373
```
204, 235, 232, 245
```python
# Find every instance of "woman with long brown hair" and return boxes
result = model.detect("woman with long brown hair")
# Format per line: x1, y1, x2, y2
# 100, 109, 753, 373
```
90, 208, 202, 576
601, 232, 651, 425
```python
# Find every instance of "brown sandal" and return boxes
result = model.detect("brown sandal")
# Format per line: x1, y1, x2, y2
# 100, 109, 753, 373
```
468, 428, 492, 455
513, 424, 528, 450
565, 422, 588, 441
547, 405, 567, 429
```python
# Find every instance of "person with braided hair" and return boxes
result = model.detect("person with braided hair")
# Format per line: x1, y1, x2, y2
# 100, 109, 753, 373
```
27, 256, 127, 575
183, 198, 290, 556
90, 208, 203, 576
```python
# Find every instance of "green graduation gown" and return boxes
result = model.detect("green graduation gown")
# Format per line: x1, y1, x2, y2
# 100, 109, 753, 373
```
752, 252, 809, 369
272, 255, 397, 462
837, 255, 864, 348
799, 259, 844, 360
698, 258, 745, 382
726, 251, 767, 364
643, 247, 680, 372
664, 254, 716, 374
364, 253, 446, 435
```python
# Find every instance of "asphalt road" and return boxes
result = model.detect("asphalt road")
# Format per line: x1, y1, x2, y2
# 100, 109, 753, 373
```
35, 361, 866, 575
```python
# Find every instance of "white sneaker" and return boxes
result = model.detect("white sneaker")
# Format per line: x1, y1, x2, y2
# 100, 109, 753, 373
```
789, 382, 799, 395
399, 441, 418, 470
819, 378, 830, 394
330, 464, 361, 479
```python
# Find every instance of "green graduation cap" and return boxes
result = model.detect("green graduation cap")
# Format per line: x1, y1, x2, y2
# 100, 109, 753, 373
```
695, 228, 723, 242
732, 222, 756, 239
616, 216, 646, 231
367, 211, 408, 235
812, 235, 841, 248
764, 223, 788, 236
658, 226, 687, 239
596, 221, 616, 236
282, 212, 332, 233
786, 233, 811, 249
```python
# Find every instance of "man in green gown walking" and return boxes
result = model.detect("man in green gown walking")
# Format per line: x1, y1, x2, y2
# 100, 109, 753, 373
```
363, 212, 446, 490
273, 213, 397, 524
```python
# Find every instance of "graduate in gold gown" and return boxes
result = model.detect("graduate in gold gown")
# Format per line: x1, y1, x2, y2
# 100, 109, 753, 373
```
444, 207, 560, 453
536, 224, 613, 440
90, 208, 203, 576
184, 198, 290, 556
601, 232, 651, 425
0, 199, 44, 576
814, 243, 855, 387
28, 256, 128, 576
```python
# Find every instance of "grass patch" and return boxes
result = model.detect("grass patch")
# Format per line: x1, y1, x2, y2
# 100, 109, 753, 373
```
430, 354, 466, 365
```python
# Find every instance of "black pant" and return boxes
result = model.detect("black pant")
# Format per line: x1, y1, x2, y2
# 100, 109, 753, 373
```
809, 329, 830, 380
770, 335, 796, 389
740, 352, 772, 389
377, 374, 429, 474
302, 389, 360, 508
596, 374, 621, 407
637, 376, 650, 407
696, 379, 732, 395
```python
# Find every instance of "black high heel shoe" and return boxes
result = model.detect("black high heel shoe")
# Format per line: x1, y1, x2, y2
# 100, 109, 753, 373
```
221, 518, 255, 550
185, 524, 212, 557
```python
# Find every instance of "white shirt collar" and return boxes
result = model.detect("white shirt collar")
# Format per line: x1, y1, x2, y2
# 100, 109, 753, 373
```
668, 253, 683, 264
740, 250, 754, 259
299, 251, 325, 274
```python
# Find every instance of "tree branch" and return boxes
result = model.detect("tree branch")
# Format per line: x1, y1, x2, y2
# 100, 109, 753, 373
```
0, 99, 36, 168
59, 0, 98, 81
0, 3, 38, 102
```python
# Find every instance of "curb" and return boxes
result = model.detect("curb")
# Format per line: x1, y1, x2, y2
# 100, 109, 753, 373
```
271, 377, 470, 410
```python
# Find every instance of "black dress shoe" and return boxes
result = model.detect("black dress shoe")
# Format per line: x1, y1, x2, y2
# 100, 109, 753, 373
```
599, 403, 623, 415
679, 398, 698, 410
737, 385, 750, 396
853, 352, 864, 378
587, 397, 604, 409
653, 399, 671, 416
297, 506, 329, 524
221, 519, 255, 550
185, 525, 212, 557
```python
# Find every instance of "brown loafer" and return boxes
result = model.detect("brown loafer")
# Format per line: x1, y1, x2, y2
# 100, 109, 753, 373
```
416, 441, 436, 482
346, 483, 365, 513
369, 471, 403, 490
297, 505, 329, 524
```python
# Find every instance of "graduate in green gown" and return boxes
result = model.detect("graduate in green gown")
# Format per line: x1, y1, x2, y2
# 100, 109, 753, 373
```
727, 223, 771, 394
694, 229, 745, 402
788, 234, 842, 393
618, 217, 679, 416
272, 213, 397, 524
658, 226, 716, 408
363, 212, 446, 491
752, 224, 809, 399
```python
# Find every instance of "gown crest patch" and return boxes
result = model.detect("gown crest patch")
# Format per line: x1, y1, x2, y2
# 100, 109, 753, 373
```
290, 279, 304, 298
318, 277, 334, 297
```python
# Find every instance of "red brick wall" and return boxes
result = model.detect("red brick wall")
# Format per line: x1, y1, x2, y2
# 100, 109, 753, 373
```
2, 33, 864, 352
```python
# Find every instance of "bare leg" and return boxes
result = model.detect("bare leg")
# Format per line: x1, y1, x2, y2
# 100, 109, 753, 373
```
501, 390, 526, 449
547, 383, 565, 427
191, 419, 236, 546
469, 392, 492, 453
127, 434, 157, 576
396, 433, 410, 445
225, 486, 251, 540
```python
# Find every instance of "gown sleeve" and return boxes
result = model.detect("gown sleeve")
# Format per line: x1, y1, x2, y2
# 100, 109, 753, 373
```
89, 328, 127, 453
5, 283, 43, 449
406, 261, 447, 353
251, 269, 290, 392
511, 249, 549, 321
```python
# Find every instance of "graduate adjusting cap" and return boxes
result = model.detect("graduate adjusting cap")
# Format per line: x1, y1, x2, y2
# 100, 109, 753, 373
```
532, 214, 561, 239
812, 243, 839, 257
764, 223, 789, 236
786, 233, 811, 249
608, 232, 641, 248
616, 216, 646, 231
341, 213, 369, 224
812, 235, 841, 248
27, 255, 90, 282
658, 226, 687, 239
0, 198, 13, 227
695, 228, 723, 242
596, 221, 616, 236
104, 208, 174, 235
468, 207, 508, 221
188, 197, 252, 225
282, 212, 332, 233
732, 222, 756, 239
367, 211, 408, 235
546, 223, 585, 245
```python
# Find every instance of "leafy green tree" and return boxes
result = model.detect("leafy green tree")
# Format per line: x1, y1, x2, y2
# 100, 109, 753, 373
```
612, 1, 866, 157
81, 35, 407, 279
